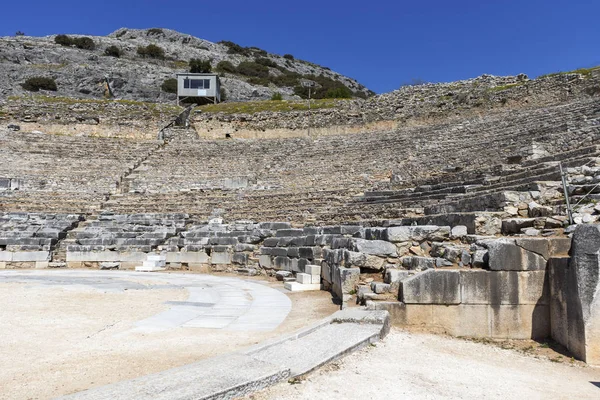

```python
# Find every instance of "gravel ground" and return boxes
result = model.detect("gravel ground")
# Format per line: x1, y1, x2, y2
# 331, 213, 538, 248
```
0, 273, 338, 400
248, 328, 600, 400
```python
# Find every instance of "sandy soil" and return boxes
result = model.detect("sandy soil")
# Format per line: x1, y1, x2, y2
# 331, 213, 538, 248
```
248, 328, 600, 400
0, 274, 338, 400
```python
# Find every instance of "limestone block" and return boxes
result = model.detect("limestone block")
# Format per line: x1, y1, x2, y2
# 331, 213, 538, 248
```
296, 273, 312, 284
344, 250, 386, 270
460, 270, 548, 305
0, 262, 6, 269
450, 225, 468, 239
188, 264, 211, 273
402, 256, 436, 271
0, 252, 13, 261
11, 251, 50, 262
385, 226, 451, 242
401, 270, 461, 305
321, 262, 332, 284
489, 304, 550, 339
35, 261, 49, 269
371, 282, 391, 294
284, 282, 321, 292
384, 269, 410, 285
563, 225, 600, 365
487, 239, 547, 271
333, 266, 360, 300
350, 239, 397, 257
211, 251, 231, 265
166, 252, 209, 264
548, 257, 569, 348
232, 252, 248, 265
310, 274, 321, 284
286, 247, 299, 258
432, 304, 491, 337
66, 251, 147, 263
305, 264, 321, 276
275, 229, 304, 237
258, 254, 272, 269
274, 256, 291, 271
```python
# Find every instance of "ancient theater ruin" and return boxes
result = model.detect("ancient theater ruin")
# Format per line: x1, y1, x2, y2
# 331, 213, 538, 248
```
1, 27, 600, 399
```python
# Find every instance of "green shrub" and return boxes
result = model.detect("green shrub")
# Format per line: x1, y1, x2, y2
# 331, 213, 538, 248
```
250, 47, 267, 57
236, 61, 269, 78
220, 87, 227, 102
22, 77, 57, 92
283, 54, 294, 60
54, 34, 72, 46
271, 92, 283, 101
137, 44, 165, 59
73, 37, 95, 50
255, 57, 277, 68
147, 28, 164, 36
161, 78, 178, 93
324, 86, 353, 99
247, 77, 270, 86
216, 60, 236, 73
54, 35, 95, 50
104, 45, 122, 58
189, 58, 212, 73
15, 31, 25, 36
293, 74, 355, 99
115, 29, 127, 38
219, 40, 251, 56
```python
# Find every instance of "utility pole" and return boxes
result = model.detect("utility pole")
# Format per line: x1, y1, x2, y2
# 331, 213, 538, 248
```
559, 162, 574, 225
302, 81, 316, 139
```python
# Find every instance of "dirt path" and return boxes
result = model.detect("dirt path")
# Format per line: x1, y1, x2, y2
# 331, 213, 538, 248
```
249, 328, 600, 400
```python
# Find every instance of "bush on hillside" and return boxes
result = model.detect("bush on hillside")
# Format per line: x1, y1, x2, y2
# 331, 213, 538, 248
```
324, 86, 353, 99
189, 58, 212, 73
15, 31, 25, 36
22, 77, 57, 92
137, 44, 165, 59
104, 45, 122, 58
54, 34, 72, 46
219, 40, 251, 56
215, 60, 236, 73
146, 28, 164, 36
283, 54, 294, 60
220, 87, 227, 102
236, 61, 269, 78
161, 78, 178, 93
54, 34, 95, 50
271, 92, 283, 101
255, 57, 277, 68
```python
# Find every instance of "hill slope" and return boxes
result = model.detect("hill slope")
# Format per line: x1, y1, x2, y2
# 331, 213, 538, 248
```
0, 28, 372, 102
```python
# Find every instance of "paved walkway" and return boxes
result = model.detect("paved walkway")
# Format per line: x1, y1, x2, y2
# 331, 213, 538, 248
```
0, 270, 292, 333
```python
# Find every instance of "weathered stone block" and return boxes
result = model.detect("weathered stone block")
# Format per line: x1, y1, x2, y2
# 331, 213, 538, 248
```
211, 251, 231, 265
386, 225, 451, 242
487, 239, 547, 271
305, 264, 321, 276
258, 254, 272, 269
351, 239, 397, 257
166, 252, 209, 264
401, 270, 461, 305
344, 250, 386, 270
333, 266, 360, 300
296, 273, 312, 284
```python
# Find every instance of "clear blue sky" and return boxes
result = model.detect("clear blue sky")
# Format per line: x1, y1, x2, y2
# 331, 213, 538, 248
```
2, 0, 598, 94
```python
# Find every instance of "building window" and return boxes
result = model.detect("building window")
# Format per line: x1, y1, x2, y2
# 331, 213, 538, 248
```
183, 78, 211, 89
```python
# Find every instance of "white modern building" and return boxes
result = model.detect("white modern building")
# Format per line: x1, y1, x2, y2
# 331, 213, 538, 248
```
176, 73, 221, 105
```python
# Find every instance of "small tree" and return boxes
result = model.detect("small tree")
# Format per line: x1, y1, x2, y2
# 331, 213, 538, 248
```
161, 78, 178, 93
22, 77, 57, 92
104, 45, 122, 58
55, 34, 72, 46
15, 31, 25, 36
216, 60, 235, 73
283, 54, 294, 60
137, 44, 165, 59
73, 37, 95, 50
271, 92, 283, 101
220, 87, 227, 102
189, 58, 212, 73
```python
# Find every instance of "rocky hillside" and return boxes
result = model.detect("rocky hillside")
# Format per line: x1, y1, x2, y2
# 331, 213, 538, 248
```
0, 28, 372, 102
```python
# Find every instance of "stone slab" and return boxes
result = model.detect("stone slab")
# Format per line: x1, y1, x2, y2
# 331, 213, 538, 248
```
401, 269, 461, 305
283, 282, 321, 292
66, 251, 148, 263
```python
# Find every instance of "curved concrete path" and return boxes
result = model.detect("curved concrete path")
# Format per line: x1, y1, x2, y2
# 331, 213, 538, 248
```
0, 270, 292, 333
